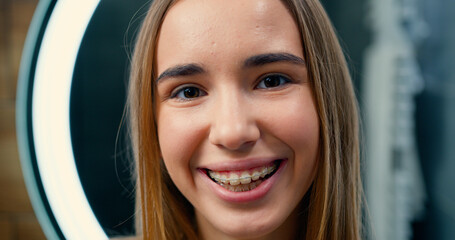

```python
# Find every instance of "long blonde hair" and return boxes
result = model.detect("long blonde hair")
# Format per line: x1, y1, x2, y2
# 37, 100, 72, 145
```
128, 0, 362, 239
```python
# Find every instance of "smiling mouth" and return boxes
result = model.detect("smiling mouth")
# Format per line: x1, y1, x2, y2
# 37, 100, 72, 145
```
205, 160, 281, 192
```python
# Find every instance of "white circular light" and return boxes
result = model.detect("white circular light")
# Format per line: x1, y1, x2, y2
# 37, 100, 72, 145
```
31, 1, 106, 239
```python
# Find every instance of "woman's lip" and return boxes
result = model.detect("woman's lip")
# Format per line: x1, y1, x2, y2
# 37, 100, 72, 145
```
199, 159, 287, 203
199, 157, 283, 172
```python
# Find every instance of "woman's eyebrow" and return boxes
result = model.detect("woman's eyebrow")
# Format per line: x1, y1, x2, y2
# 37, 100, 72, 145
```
156, 63, 205, 82
156, 53, 304, 82
243, 52, 306, 67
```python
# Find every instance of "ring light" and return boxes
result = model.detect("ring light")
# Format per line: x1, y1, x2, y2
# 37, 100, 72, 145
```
15, 0, 143, 239
32, 0, 104, 239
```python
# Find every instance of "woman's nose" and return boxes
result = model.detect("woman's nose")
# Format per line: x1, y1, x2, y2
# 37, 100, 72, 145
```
208, 93, 260, 151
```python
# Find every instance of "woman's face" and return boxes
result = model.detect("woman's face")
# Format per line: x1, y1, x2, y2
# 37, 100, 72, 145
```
155, 0, 319, 238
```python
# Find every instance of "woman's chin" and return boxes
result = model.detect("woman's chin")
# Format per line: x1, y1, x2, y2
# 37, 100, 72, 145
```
198, 211, 289, 240
214, 222, 276, 239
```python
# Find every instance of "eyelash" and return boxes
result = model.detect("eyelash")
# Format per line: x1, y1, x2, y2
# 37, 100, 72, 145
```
255, 73, 292, 89
169, 84, 207, 101
169, 73, 292, 101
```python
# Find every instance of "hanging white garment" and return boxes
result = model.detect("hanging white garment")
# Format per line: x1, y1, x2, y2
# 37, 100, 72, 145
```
363, 0, 427, 239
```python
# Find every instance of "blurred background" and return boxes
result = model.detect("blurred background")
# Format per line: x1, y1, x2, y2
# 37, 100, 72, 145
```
0, 0, 454, 239
0, 0, 45, 239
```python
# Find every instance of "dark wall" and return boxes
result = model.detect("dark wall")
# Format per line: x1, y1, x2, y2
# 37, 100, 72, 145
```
70, 0, 149, 236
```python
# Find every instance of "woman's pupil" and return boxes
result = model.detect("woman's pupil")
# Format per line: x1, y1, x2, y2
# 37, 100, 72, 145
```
265, 76, 280, 87
184, 87, 199, 98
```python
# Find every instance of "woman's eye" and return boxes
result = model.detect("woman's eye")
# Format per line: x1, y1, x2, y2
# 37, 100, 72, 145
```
256, 74, 291, 89
171, 86, 206, 100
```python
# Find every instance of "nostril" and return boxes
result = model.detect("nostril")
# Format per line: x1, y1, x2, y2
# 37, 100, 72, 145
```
210, 131, 259, 151
209, 121, 260, 150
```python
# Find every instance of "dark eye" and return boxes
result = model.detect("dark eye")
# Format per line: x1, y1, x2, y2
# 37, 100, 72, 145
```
256, 74, 291, 89
171, 86, 206, 100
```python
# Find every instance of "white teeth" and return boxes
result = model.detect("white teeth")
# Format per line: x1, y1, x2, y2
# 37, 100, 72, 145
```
251, 172, 260, 181
228, 173, 240, 185
240, 172, 251, 184
260, 167, 267, 178
268, 164, 276, 173
207, 162, 279, 187
229, 180, 240, 186
220, 174, 228, 184
208, 171, 217, 179
224, 179, 263, 192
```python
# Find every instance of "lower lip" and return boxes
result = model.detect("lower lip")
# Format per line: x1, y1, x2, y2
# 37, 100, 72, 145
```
199, 160, 287, 203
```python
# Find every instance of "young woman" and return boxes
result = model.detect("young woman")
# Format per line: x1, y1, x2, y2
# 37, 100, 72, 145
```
128, 0, 362, 239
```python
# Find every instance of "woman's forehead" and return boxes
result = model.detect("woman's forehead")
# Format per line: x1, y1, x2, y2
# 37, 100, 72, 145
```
156, 0, 303, 72
163, 0, 287, 29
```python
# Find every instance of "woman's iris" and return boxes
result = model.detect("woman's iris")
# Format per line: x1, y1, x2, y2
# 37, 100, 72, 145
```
183, 87, 200, 98
257, 74, 290, 89
263, 75, 281, 88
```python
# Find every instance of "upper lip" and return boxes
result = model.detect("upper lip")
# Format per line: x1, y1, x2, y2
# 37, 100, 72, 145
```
199, 157, 284, 172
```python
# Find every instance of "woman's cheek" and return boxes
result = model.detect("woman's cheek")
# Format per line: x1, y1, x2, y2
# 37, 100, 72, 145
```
157, 108, 205, 173
261, 88, 319, 147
